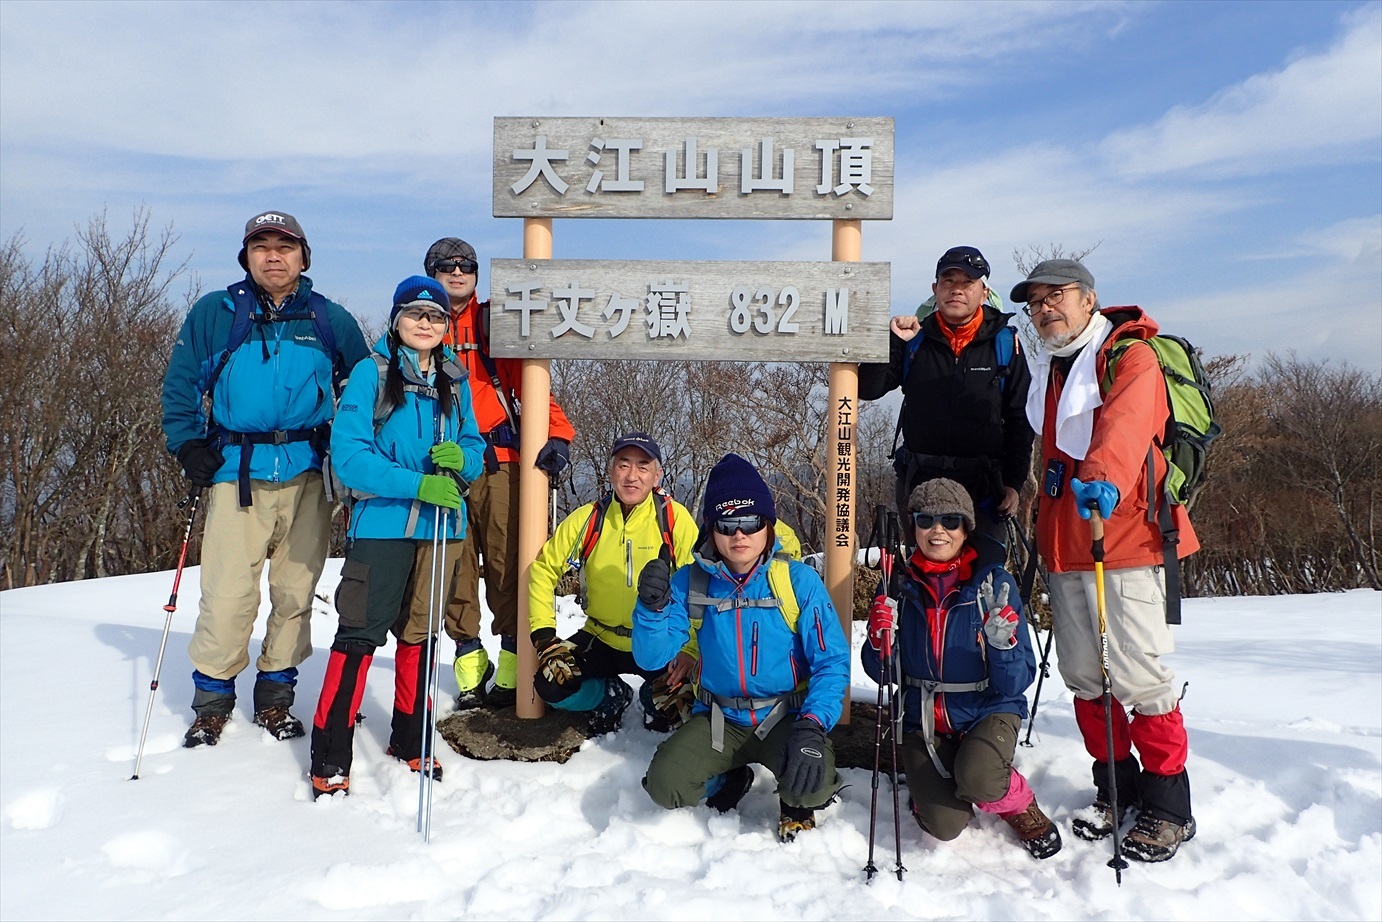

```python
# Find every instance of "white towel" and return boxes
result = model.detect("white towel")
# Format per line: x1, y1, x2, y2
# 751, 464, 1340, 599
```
1025, 313, 1112, 461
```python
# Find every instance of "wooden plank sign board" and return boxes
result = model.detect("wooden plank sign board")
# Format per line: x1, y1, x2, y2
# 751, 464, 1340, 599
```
487, 258, 890, 363
494, 117, 894, 220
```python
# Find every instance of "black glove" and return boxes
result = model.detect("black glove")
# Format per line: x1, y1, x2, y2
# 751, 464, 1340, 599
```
176, 438, 224, 488
637, 545, 674, 611
535, 438, 570, 476
778, 719, 828, 798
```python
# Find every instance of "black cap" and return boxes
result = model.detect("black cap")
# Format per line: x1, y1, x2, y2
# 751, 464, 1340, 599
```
936, 246, 989, 280
609, 432, 661, 463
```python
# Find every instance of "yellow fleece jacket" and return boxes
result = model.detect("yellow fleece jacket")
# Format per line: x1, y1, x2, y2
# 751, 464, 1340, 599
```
528, 492, 699, 652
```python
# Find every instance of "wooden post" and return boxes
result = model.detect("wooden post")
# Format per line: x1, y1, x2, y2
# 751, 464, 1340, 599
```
516, 217, 553, 719
828, 218, 861, 725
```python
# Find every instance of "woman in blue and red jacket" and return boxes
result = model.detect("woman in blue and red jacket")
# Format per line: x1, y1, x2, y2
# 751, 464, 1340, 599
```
308, 276, 484, 799
863, 477, 1061, 859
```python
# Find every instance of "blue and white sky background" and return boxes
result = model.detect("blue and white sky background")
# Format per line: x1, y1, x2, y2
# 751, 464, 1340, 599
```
2, 0, 1378, 371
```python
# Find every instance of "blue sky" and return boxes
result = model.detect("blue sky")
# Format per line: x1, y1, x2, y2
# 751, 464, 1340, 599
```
2, 0, 1378, 371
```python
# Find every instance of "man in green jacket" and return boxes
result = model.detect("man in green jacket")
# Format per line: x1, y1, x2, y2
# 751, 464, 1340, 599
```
528, 433, 700, 734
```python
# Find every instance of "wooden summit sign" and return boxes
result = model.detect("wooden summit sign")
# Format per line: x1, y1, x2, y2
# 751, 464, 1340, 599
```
487, 258, 890, 362
494, 117, 894, 220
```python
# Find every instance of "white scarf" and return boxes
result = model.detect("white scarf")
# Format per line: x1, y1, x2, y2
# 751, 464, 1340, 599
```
1025, 312, 1112, 461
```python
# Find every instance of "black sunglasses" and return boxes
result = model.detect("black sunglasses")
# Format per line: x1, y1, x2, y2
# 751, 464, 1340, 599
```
940, 252, 990, 275
912, 512, 966, 531
433, 258, 477, 275
712, 514, 769, 536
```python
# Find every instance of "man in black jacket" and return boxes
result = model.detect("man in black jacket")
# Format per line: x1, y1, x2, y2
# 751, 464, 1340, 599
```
859, 246, 1034, 565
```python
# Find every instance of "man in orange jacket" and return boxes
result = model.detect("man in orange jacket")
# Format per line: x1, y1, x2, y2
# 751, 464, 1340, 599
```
1015, 258, 1197, 863
417, 237, 577, 709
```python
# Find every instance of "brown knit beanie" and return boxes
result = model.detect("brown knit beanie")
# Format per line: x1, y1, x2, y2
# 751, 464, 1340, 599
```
907, 478, 975, 532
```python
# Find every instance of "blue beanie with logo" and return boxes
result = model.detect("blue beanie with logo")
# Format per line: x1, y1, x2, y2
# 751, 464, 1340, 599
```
390, 275, 450, 329
702, 453, 775, 523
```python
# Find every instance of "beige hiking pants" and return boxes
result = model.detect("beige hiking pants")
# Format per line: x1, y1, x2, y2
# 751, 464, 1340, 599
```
188, 472, 331, 679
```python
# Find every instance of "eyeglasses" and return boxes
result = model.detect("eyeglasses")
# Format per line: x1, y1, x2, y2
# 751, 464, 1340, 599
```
433, 258, 477, 275
398, 307, 447, 325
912, 512, 966, 531
712, 514, 769, 536
1022, 285, 1081, 316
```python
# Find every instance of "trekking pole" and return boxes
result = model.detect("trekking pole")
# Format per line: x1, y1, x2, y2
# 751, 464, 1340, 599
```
1022, 629, 1056, 748
131, 487, 202, 780
1090, 511, 1129, 885
1006, 517, 1054, 748
885, 510, 907, 881
418, 410, 445, 840
863, 505, 890, 882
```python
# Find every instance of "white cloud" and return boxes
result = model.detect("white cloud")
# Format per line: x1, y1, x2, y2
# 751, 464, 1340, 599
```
1100, 5, 1382, 177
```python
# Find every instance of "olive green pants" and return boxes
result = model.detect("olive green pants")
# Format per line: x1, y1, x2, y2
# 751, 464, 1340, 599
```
644, 713, 843, 811
901, 712, 1020, 841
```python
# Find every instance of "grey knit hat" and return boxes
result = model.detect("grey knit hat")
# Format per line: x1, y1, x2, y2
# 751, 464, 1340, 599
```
907, 478, 975, 532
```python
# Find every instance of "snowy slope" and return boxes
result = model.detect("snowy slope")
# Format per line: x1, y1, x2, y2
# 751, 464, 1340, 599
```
1, 564, 1378, 921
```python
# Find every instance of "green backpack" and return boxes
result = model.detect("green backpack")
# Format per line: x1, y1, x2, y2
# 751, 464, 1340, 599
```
1104, 335, 1222, 506
1103, 334, 1222, 623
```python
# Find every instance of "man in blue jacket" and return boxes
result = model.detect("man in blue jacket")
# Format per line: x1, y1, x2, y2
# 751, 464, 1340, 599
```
160, 211, 368, 748
632, 453, 849, 842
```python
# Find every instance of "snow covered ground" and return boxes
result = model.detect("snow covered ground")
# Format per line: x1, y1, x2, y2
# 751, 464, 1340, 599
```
1, 563, 1378, 921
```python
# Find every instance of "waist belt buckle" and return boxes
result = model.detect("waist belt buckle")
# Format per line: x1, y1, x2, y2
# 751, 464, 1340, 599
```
272, 430, 291, 445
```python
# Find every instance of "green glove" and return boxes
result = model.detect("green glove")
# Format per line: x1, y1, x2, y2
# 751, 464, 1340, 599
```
430, 441, 464, 472
417, 474, 461, 510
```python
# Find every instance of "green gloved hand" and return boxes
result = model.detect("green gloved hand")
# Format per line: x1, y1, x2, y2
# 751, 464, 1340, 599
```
430, 441, 464, 472
417, 474, 461, 510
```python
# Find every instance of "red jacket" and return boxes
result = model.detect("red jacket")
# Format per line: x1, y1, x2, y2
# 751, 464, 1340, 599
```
1036, 307, 1199, 573
445, 294, 575, 464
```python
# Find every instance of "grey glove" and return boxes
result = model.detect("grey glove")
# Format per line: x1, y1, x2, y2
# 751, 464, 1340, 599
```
978, 574, 1018, 650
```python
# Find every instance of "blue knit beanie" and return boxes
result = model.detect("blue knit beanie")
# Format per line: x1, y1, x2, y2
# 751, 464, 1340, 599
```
702, 453, 775, 523
390, 275, 450, 329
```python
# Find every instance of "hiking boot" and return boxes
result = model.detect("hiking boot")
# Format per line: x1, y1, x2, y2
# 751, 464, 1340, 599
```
1124, 813, 1196, 862
1002, 800, 1063, 860
386, 746, 443, 781
183, 713, 229, 748
456, 661, 494, 712
777, 803, 816, 843
253, 706, 306, 741
705, 765, 755, 814
311, 765, 350, 799
1071, 798, 1135, 841
484, 647, 519, 709
484, 683, 516, 710
587, 678, 634, 736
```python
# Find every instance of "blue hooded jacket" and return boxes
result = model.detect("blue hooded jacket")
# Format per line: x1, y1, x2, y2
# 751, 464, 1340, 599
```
160, 276, 369, 484
862, 552, 1036, 736
330, 336, 485, 541
633, 553, 850, 731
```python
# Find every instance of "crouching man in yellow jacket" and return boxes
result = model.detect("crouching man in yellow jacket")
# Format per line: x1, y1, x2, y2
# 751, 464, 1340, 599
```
528, 433, 701, 734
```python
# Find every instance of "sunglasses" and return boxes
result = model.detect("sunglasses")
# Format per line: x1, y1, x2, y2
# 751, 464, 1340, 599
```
940, 252, 990, 275
712, 514, 769, 536
433, 258, 477, 275
912, 512, 966, 531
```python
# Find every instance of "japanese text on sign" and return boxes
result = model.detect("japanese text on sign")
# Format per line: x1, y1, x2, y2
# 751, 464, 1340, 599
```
494, 117, 894, 220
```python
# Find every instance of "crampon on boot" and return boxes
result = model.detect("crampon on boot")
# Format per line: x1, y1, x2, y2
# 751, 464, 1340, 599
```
777, 802, 816, 843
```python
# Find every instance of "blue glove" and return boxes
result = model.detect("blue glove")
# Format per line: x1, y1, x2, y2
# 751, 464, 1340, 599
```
1070, 477, 1118, 520
535, 438, 570, 476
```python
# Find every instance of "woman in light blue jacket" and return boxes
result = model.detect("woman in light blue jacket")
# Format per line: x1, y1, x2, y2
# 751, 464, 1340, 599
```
309, 276, 484, 799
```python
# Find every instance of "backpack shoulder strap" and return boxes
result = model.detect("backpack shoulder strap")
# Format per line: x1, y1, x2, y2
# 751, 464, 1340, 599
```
577, 493, 614, 565
206, 282, 258, 401
767, 559, 801, 633
992, 325, 1016, 395
654, 488, 676, 557
305, 291, 346, 392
